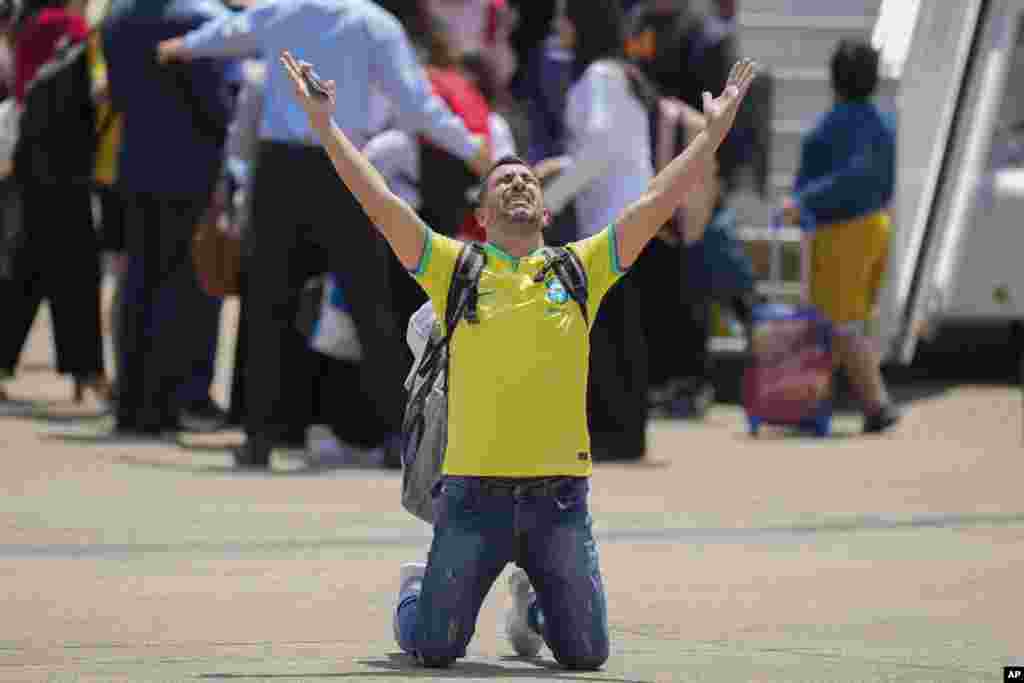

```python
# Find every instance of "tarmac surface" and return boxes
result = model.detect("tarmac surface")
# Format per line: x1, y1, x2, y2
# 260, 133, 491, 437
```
1, 300, 1022, 682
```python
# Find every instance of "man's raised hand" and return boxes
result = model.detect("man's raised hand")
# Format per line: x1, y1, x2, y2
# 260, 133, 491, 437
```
280, 51, 335, 127
702, 58, 759, 147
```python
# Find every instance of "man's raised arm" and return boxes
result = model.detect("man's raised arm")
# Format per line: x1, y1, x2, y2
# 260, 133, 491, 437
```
613, 59, 758, 269
280, 51, 427, 270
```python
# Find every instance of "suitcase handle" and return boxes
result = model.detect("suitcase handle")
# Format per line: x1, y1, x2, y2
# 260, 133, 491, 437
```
770, 209, 814, 305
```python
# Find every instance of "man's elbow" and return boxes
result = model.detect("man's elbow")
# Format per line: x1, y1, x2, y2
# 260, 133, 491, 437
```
621, 192, 666, 234
637, 187, 678, 222
367, 193, 409, 235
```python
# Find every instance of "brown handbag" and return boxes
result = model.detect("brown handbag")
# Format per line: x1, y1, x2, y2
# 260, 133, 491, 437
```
158, 63, 238, 297
192, 201, 241, 298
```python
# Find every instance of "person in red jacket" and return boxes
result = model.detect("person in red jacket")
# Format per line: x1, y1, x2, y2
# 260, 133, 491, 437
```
13, 0, 87, 102
0, 0, 112, 405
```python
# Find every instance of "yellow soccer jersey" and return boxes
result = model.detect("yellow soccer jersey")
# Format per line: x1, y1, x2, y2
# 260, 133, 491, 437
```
410, 225, 626, 477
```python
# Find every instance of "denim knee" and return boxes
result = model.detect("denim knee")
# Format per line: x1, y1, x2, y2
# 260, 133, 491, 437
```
415, 645, 459, 669
555, 650, 609, 671
397, 595, 462, 666
552, 636, 610, 671
417, 652, 456, 668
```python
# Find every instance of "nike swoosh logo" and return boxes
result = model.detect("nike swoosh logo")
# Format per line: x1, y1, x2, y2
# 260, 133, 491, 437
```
478, 290, 496, 299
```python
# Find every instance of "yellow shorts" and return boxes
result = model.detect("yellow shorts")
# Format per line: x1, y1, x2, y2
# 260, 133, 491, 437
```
810, 211, 891, 325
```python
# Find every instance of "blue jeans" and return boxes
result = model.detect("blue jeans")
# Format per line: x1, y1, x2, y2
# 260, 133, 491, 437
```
396, 475, 609, 670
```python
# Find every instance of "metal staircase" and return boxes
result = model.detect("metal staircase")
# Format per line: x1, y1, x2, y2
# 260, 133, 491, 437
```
733, 0, 892, 225
710, 0, 894, 350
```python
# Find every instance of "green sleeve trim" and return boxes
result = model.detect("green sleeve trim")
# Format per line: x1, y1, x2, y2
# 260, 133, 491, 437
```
408, 227, 433, 276
609, 223, 626, 275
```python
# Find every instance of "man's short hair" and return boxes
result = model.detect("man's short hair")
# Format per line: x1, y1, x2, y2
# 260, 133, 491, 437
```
478, 155, 534, 205
830, 38, 880, 102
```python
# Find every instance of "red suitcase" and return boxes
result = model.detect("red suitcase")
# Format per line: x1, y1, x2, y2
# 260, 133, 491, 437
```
742, 213, 834, 437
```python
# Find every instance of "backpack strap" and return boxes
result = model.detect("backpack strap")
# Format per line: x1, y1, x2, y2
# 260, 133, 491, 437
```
412, 241, 487, 383
533, 246, 589, 325
444, 241, 487, 330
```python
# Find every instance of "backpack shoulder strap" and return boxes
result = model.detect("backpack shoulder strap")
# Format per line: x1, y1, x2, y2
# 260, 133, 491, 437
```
535, 246, 589, 325
410, 241, 486, 385
444, 241, 487, 334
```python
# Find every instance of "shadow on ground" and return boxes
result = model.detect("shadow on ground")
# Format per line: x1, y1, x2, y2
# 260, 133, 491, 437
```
198, 652, 650, 682
0, 399, 108, 422
103, 453, 384, 477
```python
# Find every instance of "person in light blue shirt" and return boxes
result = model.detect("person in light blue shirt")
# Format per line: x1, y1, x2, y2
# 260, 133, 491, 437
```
158, 0, 491, 469
158, 0, 485, 158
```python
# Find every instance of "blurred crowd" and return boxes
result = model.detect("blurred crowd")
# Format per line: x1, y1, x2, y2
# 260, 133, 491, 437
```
0, 0, 896, 467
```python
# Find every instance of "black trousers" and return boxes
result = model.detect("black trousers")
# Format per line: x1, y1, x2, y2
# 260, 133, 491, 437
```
634, 237, 754, 391
116, 192, 221, 430
241, 141, 406, 447
633, 237, 710, 388
0, 182, 103, 378
228, 266, 354, 438
587, 272, 648, 461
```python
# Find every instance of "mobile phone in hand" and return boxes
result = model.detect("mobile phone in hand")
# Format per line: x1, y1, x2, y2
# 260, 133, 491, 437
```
302, 67, 330, 100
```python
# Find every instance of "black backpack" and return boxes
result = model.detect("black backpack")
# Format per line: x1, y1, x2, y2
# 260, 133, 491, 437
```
13, 34, 109, 186
398, 241, 589, 523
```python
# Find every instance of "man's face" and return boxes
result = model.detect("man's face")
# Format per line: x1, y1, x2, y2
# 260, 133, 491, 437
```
479, 163, 549, 234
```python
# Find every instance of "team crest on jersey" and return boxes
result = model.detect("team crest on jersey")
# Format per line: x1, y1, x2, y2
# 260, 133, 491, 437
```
545, 277, 569, 305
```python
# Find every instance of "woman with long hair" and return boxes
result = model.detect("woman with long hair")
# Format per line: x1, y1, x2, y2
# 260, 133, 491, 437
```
540, 0, 658, 237
537, 0, 659, 462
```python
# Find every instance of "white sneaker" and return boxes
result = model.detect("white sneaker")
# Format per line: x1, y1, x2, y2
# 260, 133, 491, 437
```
505, 568, 544, 657
393, 561, 426, 645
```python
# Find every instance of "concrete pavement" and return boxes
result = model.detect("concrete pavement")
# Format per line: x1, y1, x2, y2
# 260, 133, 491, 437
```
1, 301, 1021, 682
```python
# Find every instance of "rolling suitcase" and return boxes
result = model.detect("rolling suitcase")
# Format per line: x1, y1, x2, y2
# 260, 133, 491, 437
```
742, 211, 834, 437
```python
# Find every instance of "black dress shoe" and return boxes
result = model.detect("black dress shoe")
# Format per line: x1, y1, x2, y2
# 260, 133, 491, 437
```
378, 433, 404, 470
863, 404, 902, 434
178, 398, 228, 433
115, 419, 177, 439
233, 438, 272, 468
